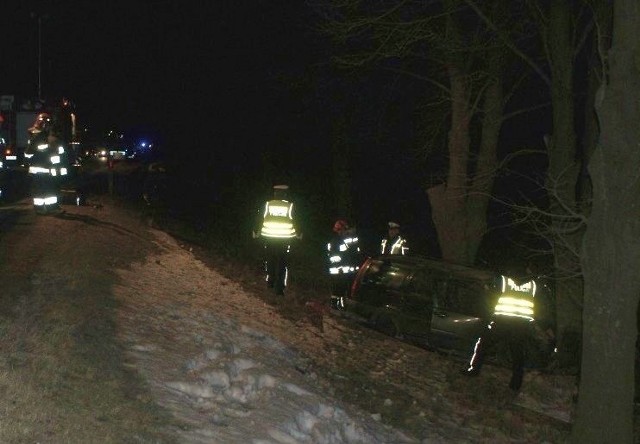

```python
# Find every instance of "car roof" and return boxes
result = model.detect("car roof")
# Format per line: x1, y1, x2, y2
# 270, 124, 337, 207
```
371, 254, 498, 283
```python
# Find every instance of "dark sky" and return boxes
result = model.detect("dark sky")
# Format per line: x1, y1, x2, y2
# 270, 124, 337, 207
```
1, 1, 555, 262
3, 1, 315, 141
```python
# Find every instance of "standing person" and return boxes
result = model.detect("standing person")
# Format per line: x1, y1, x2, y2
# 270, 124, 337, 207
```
461, 275, 538, 392
254, 184, 300, 296
27, 113, 69, 214
380, 221, 409, 255
142, 161, 168, 227
327, 219, 363, 309
51, 97, 77, 161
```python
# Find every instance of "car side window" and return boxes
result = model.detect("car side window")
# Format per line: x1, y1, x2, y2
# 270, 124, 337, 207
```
438, 280, 487, 316
362, 260, 384, 284
406, 269, 431, 293
404, 270, 435, 315
381, 265, 407, 289
362, 260, 406, 289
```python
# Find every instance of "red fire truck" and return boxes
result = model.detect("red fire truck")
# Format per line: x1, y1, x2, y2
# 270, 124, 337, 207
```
0, 96, 46, 168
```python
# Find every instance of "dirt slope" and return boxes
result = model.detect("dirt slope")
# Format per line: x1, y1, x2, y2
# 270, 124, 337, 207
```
0, 197, 580, 443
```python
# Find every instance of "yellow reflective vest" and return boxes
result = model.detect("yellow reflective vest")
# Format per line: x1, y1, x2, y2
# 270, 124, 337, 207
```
494, 275, 536, 321
381, 235, 408, 255
260, 199, 297, 239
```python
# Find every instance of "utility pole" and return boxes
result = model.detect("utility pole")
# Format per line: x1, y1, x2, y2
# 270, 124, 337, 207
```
30, 12, 48, 100
38, 14, 42, 100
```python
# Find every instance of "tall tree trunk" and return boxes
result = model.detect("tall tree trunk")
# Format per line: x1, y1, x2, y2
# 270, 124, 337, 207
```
467, 70, 503, 262
572, 2, 640, 442
428, 67, 472, 264
428, 64, 502, 265
546, 0, 583, 367
579, 2, 612, 215
331, 115, 353, 219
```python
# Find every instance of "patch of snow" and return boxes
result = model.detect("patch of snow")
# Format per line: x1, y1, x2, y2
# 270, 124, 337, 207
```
201, 370, 230, 389
282, 383, 313, 397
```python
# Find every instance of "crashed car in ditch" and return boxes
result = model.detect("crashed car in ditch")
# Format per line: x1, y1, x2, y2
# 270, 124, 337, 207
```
336, 254, 555, 368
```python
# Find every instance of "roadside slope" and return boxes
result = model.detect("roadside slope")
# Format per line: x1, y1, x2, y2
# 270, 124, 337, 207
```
0, 198, 174, 443
0, 198, 580, 443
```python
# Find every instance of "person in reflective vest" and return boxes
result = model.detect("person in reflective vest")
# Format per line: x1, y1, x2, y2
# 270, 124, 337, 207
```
254, 184, 300, 296
50, 97, 79, 166
381, 221, 408, 255
327, 219, 363, 309
461, 275, 537, 391
27, 116, 69, 214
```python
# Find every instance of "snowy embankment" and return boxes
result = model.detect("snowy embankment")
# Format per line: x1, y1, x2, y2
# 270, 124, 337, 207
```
116, 230, 417, 444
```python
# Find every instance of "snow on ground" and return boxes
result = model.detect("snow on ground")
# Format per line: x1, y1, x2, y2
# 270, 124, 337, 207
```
114, 230, 418, 444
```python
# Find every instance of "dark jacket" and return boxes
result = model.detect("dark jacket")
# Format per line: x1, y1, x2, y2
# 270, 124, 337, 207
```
327, 228, 363, 275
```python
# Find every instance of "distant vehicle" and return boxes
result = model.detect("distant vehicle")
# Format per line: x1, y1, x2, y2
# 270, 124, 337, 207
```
341, 254, 554, 367
0, 95, 43, 168
95, 147, 109, 158
1, 95, 80, 168
108, 149, 126, 160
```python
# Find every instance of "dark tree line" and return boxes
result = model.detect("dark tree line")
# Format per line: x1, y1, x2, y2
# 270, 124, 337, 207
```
310, 0, 638, 441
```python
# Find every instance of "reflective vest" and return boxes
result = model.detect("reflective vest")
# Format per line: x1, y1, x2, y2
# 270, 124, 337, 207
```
381, 235, 408, 255
260, 199, 297, 239
327, 235, 361, 275
28, 142, 69, 178
28, 142, 68, 207
493, 275, 536, 321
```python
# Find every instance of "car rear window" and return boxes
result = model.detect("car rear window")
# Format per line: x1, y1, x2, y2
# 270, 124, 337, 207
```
361, 259, 409, 290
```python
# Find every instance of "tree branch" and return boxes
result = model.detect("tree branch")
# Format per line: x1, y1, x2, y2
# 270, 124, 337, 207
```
464, 0, 551, 85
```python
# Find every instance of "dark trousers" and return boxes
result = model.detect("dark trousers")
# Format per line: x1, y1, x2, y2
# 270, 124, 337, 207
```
329, 273, 354, 309
30, 173, 61, 212
464, 318, 529, 391
329, 272, 355, 298
264, 242, 290, 295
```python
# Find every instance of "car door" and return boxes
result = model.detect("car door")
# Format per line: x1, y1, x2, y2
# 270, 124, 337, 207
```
398, 268, 435, 341
429, 278, 487, 354
353, 258, 406, 320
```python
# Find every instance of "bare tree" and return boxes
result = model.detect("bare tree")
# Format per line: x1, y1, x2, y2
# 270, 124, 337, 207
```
312, 0, 520, 265
330, 108, 354, 219
540, 0, 584, 365
465, 0, 614, 367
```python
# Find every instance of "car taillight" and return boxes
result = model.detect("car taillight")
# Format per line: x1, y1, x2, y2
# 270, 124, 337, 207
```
350, 257, 371, 299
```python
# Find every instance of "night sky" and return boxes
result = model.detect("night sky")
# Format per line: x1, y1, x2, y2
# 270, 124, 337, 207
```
3, 1, 314, 136
3, 2, 328, 208
2, 1, 553, 264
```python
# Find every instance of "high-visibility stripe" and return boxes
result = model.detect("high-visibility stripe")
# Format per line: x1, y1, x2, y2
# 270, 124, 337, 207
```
329, 265, 358, 274
33, 195, 58, 206
381, 237, 408, 255
495, 296, 535, 321
29, 166, 50, 174
261, 221, 296, 238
